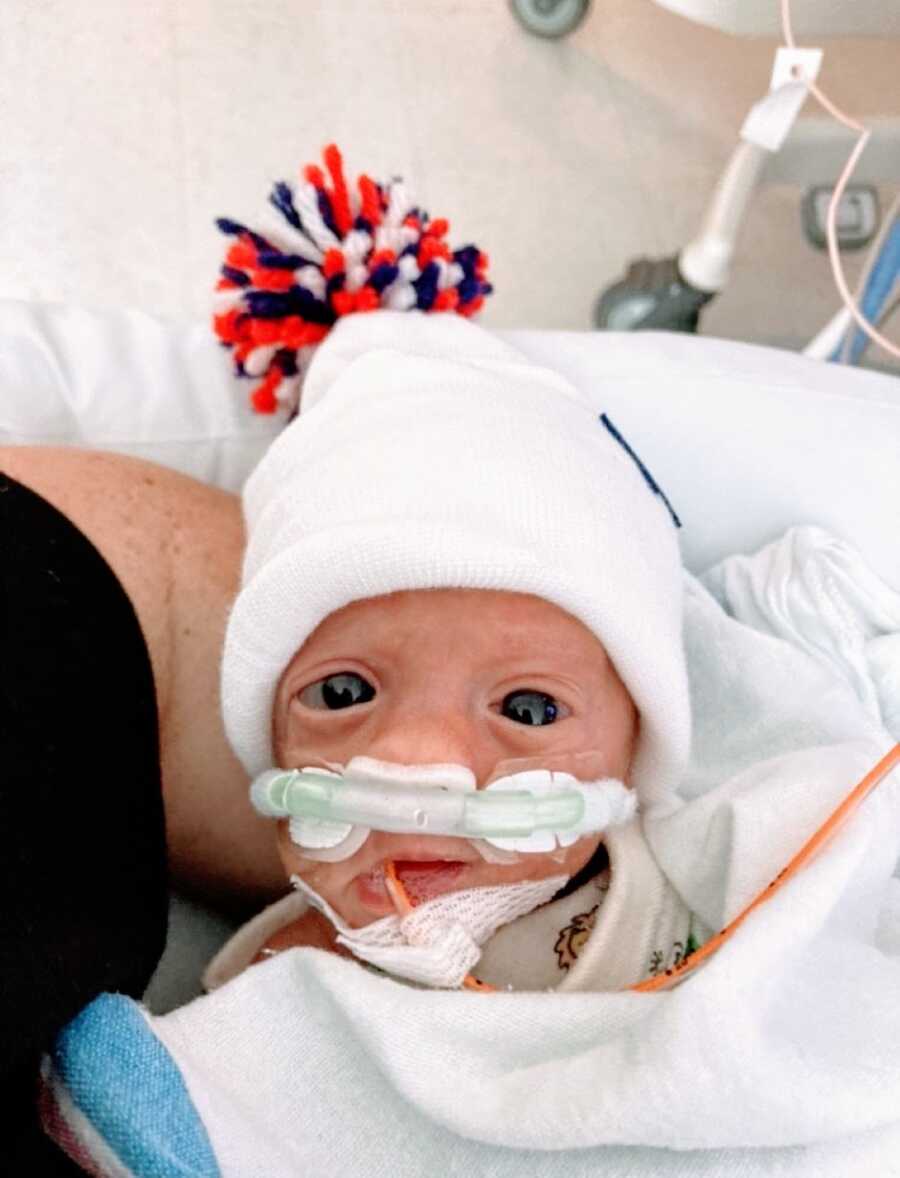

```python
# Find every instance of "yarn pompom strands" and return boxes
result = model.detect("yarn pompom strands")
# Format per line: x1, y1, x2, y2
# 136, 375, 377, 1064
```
212, 143, 494, 415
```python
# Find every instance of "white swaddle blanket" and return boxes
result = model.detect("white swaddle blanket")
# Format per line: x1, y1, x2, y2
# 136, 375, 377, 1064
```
46, 526, 900, 1177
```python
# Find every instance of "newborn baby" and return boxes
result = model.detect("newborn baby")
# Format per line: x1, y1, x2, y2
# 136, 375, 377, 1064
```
252, 586, 636, 972
212, 308, 697, 993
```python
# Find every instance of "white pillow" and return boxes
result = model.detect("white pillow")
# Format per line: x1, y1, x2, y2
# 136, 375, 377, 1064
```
0, 299, 280, 490
2, 298, 898, 585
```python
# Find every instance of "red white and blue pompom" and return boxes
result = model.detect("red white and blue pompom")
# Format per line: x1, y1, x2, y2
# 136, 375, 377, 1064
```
213, 143, 493, 414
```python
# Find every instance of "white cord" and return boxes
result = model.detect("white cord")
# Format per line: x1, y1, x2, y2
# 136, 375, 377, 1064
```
839, 190, 900, 362
803, 305, 852, 361
781, 0, 900, 361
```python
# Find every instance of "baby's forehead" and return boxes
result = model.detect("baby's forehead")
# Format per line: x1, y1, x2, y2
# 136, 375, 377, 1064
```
314, 588, 595, 642
286, 589, 613, 679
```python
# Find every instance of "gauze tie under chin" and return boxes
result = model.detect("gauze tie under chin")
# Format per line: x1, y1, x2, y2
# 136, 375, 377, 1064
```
290, 872, 567, 989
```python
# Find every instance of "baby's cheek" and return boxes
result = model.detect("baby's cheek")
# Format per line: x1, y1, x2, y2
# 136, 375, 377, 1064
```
274, 819, 304, 876
559, 832, 604, 878
274, 821, 346, 907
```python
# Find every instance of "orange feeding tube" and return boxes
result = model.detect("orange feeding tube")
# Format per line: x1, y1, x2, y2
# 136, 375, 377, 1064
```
630, 742, 900, 993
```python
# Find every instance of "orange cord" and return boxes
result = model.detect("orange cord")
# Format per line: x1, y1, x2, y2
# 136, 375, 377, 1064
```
629, 742, 900, 993
383, 859, 497, 992
383, 859, 415, 916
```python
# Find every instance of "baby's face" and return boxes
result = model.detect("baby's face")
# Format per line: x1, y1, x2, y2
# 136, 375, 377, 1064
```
272, 588, 638, 928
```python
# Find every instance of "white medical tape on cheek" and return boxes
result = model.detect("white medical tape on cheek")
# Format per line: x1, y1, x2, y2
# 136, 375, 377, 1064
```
290, 821, 370, 862
281, 764, 368, 860
481, 772, 637, 853
289, 872, 568, 989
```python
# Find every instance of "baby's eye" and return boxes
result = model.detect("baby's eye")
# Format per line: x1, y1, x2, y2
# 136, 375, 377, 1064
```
297, 673, 376, 711
500, 690, 560, 727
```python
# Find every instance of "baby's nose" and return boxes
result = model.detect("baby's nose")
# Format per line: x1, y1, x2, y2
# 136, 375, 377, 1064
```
360, 714, 478, 781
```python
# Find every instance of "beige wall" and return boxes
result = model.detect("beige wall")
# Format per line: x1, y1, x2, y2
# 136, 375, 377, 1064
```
593, 5, 900, 132
1, 0, 897, 363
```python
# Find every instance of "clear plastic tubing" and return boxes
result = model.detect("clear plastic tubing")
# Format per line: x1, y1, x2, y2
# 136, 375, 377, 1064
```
252, 768, 585, 840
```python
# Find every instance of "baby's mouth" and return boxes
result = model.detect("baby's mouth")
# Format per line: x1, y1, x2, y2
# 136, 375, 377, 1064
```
392, 860, 468, 904
355, 859, 469, 912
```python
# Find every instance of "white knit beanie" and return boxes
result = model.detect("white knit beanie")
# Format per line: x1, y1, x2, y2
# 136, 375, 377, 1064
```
221, 311, 690, 811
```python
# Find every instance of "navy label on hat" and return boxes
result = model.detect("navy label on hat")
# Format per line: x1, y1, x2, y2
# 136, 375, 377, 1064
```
599, 413, 682, 529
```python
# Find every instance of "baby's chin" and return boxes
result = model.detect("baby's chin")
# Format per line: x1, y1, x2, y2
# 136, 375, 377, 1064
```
281, 830, 603, 929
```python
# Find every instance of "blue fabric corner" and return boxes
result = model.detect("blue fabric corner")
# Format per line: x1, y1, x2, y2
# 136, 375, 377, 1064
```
53, 993, 220, 1177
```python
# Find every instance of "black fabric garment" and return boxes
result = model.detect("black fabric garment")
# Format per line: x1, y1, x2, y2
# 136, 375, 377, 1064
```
0, 472, 168, 1172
